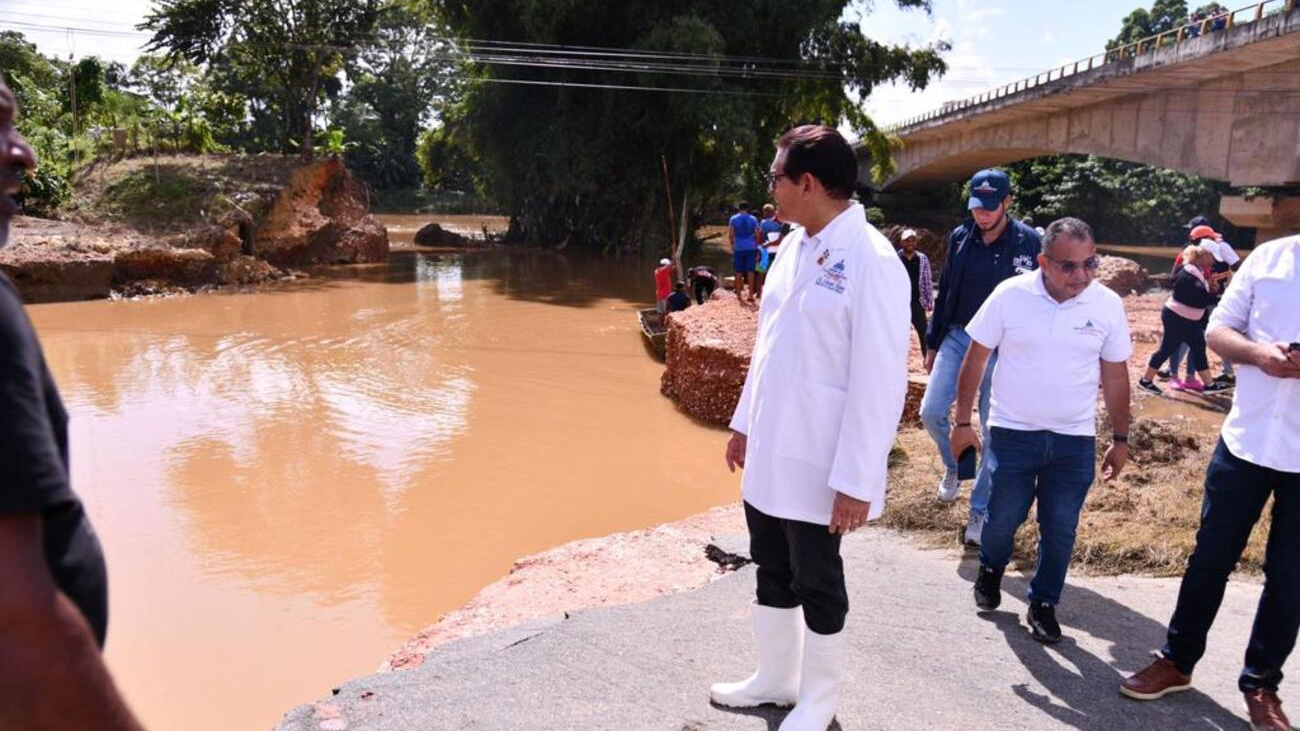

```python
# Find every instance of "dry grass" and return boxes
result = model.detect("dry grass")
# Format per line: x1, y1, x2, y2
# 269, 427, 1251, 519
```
882, 422, 1271, 577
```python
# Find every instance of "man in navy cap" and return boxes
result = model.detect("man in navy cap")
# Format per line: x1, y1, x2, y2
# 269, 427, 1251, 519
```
920, 168, 1041, 546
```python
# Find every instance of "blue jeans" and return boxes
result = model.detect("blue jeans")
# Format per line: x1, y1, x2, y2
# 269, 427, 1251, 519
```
978, 427, 1096, 606
1163, 439, 1300, 692
920, 326, 996, 516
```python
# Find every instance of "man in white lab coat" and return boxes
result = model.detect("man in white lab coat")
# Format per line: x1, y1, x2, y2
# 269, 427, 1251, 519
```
709, 125, 911, 731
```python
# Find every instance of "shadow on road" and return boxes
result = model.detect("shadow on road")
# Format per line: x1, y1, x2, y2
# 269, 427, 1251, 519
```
708, 701, 844, 731
957, 557, 1242, 730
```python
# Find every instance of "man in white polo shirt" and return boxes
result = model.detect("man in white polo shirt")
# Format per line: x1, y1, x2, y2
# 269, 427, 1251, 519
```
1120, 235, 1300, 731
950, 217, 1132, 643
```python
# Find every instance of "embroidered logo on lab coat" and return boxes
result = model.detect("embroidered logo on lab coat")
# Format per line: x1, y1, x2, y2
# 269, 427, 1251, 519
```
1013, 254, 1035, 273
815, 259, 848, 294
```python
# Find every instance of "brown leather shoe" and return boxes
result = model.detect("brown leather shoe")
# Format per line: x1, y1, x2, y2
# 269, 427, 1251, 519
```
1245, 689, 1291, 731
1119, 656, 1192, 700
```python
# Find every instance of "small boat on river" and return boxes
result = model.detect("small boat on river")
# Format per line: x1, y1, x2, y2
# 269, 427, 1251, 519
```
638, 308, 667, 358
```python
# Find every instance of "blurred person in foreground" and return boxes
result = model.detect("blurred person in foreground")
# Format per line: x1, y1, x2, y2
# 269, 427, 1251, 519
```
1121, 233, 1300, 731
0, 74, 144, 730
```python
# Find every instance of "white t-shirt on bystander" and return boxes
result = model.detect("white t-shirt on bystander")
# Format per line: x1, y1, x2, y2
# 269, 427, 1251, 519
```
966, 270, 1133, 436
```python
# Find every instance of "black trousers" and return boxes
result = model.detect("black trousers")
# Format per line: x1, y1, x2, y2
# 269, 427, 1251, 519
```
694, 278, 716, 305
1148, 307, 1210, 372
745, 501, 848, 635
910, 302, 928, 357
1163, 440, 1300, 692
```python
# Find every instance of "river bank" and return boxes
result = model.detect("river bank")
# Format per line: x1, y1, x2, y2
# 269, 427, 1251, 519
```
1, 155, 401, 303
33, 244, 738, 731
353, 278, 1248, 697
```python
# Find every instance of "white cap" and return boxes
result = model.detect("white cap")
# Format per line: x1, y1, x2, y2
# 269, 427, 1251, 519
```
659, 258, 671, 266
1198, 239, 1227, 263
900, 228, 918, 240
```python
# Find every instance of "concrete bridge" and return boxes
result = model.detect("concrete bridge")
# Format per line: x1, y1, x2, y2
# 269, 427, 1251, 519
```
875, 1, 1300, 240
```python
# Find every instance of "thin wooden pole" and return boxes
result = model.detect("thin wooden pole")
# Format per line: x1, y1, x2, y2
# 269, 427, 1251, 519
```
660, 154, 678, 261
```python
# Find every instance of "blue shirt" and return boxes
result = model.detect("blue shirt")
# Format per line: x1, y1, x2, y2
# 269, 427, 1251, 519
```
759, 217, 782, 244
952, 228, 1014, 327
730, 213, 760, 251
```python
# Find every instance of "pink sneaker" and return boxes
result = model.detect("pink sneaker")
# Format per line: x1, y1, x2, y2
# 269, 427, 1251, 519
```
1170, 379, 1187, 392
1182, 379, 1204, 392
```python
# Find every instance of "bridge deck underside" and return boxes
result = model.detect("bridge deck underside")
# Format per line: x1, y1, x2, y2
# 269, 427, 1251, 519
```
882, 10, 1300, 190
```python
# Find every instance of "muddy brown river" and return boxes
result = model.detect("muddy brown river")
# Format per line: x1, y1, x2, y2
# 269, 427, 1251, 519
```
26, 215, 737, 731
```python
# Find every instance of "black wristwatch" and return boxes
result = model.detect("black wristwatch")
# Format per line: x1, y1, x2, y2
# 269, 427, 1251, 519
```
1112, 434, 1129, 443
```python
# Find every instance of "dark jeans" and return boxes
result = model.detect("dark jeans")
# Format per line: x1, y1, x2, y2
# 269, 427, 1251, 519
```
1148, 307, 1210, 373
745, 501, 847, 635
693, 278, 716, 305
1163, 439, 1300, 692
979, 427, 1096, 606
910, 302, 928, 357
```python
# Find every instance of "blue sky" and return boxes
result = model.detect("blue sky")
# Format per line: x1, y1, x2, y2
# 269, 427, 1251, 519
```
4, 0, 1159, 125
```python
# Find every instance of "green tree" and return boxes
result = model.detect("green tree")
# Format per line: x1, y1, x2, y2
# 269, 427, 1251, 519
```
1006, 154, 1227, 244
1107, 0, 1187, 55
428, 0, 946, 251
333, 1, 456, 189
141, 0, 382, 157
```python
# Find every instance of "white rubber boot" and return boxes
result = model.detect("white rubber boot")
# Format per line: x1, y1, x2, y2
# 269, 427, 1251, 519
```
710, 604, 803, 708
778, 628, 845, 731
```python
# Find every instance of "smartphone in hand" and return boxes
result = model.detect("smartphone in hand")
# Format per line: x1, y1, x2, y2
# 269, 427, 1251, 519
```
957, 445, 978, 480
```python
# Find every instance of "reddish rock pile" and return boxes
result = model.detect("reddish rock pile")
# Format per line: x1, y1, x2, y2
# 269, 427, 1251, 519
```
255, 158, 388, 266
1096, 255, 1150, 295
659, 290, 758, 426
902, 377, 927, 428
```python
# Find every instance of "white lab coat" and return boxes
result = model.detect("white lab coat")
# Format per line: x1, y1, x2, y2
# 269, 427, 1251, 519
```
729, 204, 910, 525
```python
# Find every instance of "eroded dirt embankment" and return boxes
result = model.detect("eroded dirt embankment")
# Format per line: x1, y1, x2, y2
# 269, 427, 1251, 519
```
2, 156, 388, 302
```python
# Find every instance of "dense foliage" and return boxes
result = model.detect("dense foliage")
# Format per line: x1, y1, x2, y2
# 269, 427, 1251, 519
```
428, 0, 947, 250
1006, 155, 1231, 244
141, 0, 382, 157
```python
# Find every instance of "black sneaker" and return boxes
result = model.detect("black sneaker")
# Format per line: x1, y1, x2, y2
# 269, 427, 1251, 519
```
1156, 369, 1172, 381
1203, 380, 1233, 394
973, 565, 1003, 611
1137, 379, 1163, 395
1212, 374, 1236, 386
1027, 600, 1062, 643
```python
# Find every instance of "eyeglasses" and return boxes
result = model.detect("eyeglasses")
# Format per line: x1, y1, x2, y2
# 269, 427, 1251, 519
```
1047, 255, 1101, 274
764, 171, 789, 191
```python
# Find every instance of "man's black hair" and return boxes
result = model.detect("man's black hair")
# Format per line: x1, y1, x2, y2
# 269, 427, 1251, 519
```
777, 125, 857, 200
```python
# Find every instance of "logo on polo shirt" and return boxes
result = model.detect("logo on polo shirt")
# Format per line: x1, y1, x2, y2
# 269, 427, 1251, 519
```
832, 259, 846, 273
1073, 319, 1104, 337
1013, 254, 1035, 273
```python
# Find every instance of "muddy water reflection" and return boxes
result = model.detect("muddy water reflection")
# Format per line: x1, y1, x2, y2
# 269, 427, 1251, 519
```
29, 242, 736, 731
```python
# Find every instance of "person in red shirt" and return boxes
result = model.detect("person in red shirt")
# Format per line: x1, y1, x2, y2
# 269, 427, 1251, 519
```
653, 258, 675, 313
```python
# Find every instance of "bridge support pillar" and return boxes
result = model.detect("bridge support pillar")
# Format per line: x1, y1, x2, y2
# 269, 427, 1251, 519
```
1220, 195, 1300, 244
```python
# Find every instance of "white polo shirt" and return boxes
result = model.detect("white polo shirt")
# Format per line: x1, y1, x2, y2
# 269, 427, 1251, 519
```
966, 270, 1133, 436
1208, 235, 1300, 472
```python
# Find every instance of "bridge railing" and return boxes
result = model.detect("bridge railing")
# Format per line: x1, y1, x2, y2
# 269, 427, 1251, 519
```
885, 0, 1296, 133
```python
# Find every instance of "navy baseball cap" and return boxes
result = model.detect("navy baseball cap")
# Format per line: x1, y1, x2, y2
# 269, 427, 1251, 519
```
1185, 215, 1211, 229
967, 169, 1011, 210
